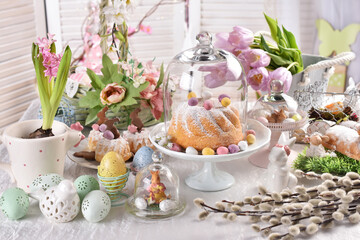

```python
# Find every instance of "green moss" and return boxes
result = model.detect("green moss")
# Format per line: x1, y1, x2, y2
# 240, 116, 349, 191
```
293, 147, 360, 176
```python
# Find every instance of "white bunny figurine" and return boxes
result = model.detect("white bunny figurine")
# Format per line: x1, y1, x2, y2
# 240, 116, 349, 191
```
265, 137, 297, 193
306, 133, 336, 158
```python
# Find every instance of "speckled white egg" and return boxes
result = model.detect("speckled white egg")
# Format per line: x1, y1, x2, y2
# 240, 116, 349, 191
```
201, 91, 213, 100
238, 141, 248, 151
159, 199, 176, 212
82, 190, 111, 223
185, 147, 198, 155
30, 173, 64, 193
134, 197, 147, 210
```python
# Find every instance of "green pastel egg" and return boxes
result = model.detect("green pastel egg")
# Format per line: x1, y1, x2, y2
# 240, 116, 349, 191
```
30, 173, 64, 193
74, 175, 100, 202
0, 187, 29, 220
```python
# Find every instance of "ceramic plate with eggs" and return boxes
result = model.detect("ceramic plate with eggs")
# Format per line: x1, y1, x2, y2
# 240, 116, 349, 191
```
67, 138, 99, 169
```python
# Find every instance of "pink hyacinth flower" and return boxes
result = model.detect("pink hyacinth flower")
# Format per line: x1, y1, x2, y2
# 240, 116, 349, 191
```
243, 49, 271, 68
268, 67, 292, 93
247, 67, 270, 92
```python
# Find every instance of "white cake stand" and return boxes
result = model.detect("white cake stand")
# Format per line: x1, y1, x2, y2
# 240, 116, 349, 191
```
248, 111, 307, 169
149, 119, 271, 191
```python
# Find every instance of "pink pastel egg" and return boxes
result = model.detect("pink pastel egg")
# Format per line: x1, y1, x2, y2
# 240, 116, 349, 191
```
99, 124, 107, 132
216, 146, 229, 155
203, 100, 213, 110
171, 143, 182, 152
257, 117, 268, 124
246, 129, 256, 136
92, 124, 99, 131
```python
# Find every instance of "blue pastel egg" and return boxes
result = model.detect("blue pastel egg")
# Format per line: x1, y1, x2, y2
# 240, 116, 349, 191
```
131, 146, 154, 171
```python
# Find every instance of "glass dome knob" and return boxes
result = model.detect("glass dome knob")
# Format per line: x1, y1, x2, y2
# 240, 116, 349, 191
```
196, 32, 212, 45
152, 151, 163, 163
270, 80, 284, 94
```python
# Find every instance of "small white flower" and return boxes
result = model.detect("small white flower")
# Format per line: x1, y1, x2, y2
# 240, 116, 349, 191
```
251, 224, 261, 232
294, 169, 304, 178
231, 205, 241, 212
215, 202, 225, 211
281, 216, 291, 225
235, 201, 244, 207
309, 199, 321, 206
306, 223, 319, 235
334, 189, 346, 198
323, 180, 336, 188
341, 194, 354, 204
252, 196, 262, 204
268, 232, 281, 240
295, 185, 306, 195
198, 211, 209, 220
321, 173, 334, 181
227, 213, 237, 221
332, 211, 344, 221
193, 198, 205, 208
310, 216, 323, 224
269, 217, 279, 225
349, 212, 360, 223
258, 185, 267, 195
271, 193, 282, 202
346, 172, 360, 180
261, 215, 271, 222
259, 203, 272, 211
288, 226, 300, 236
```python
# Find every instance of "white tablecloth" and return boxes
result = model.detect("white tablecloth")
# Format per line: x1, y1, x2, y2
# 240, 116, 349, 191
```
0, 100, 359, 240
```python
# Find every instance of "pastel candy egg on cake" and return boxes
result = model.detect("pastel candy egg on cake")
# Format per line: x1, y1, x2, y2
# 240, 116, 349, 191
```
216, 146, 229, 155
246, 134, 256, 145
238, 141, 248, 151
185, 147, 198, 155
228, 144, 240, 153
202, 147, 215, 155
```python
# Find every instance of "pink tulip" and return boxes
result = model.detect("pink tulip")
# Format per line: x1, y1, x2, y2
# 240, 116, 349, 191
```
100, 83, 126, 105
228, 26, 254, 50
268, 67, 292, 93
243, 49, 270, 68
214, 32, 235, 53
199, 63, 238, 88
246, 67, 269, 92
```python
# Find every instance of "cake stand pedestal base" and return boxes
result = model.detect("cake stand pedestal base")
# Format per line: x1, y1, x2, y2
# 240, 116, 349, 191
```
185, 162, 234, 191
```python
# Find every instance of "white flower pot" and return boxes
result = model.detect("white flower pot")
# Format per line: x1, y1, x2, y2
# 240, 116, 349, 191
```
0, 119, 82, 192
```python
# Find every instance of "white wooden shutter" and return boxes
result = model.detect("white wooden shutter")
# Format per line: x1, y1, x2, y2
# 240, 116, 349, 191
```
51, 0, 185, 64
199, 0, 317, 54
0, 0, 46, 131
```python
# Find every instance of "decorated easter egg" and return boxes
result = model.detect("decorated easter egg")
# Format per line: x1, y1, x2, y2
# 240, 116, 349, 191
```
0, 187, 29, 220
134, 197, 148, 210
221, 97, 231, 107
74, 175, 100, 202
187, 91, 196, 99
82, 190, 111, 223
228, 144, 240, 153
188, 97, 198, 106
216, 146, 229, 155
291, 113, 302, 121
98, 151, 127, 177
132, 146, 154, 170
30, 173, 64, 193
185, 146, 198, 155
159, 199, 176, 212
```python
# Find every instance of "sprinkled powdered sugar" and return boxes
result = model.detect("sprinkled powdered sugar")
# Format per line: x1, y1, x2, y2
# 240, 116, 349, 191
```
170, 102, 238, 138
326, 125, 360, 149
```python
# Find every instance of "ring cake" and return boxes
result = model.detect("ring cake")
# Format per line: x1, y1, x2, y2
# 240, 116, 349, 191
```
168, 102, 243, 151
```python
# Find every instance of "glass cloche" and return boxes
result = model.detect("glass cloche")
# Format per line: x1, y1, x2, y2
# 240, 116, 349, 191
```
157, 31, 248, 155
126, 152, 185, 219
248, 79, 305, 127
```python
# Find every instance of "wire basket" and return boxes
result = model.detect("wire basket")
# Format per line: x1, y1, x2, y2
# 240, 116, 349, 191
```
97, 169, 130, 204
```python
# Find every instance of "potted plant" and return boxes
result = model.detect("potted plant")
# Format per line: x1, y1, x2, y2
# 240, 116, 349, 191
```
0, 34, 81, 191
